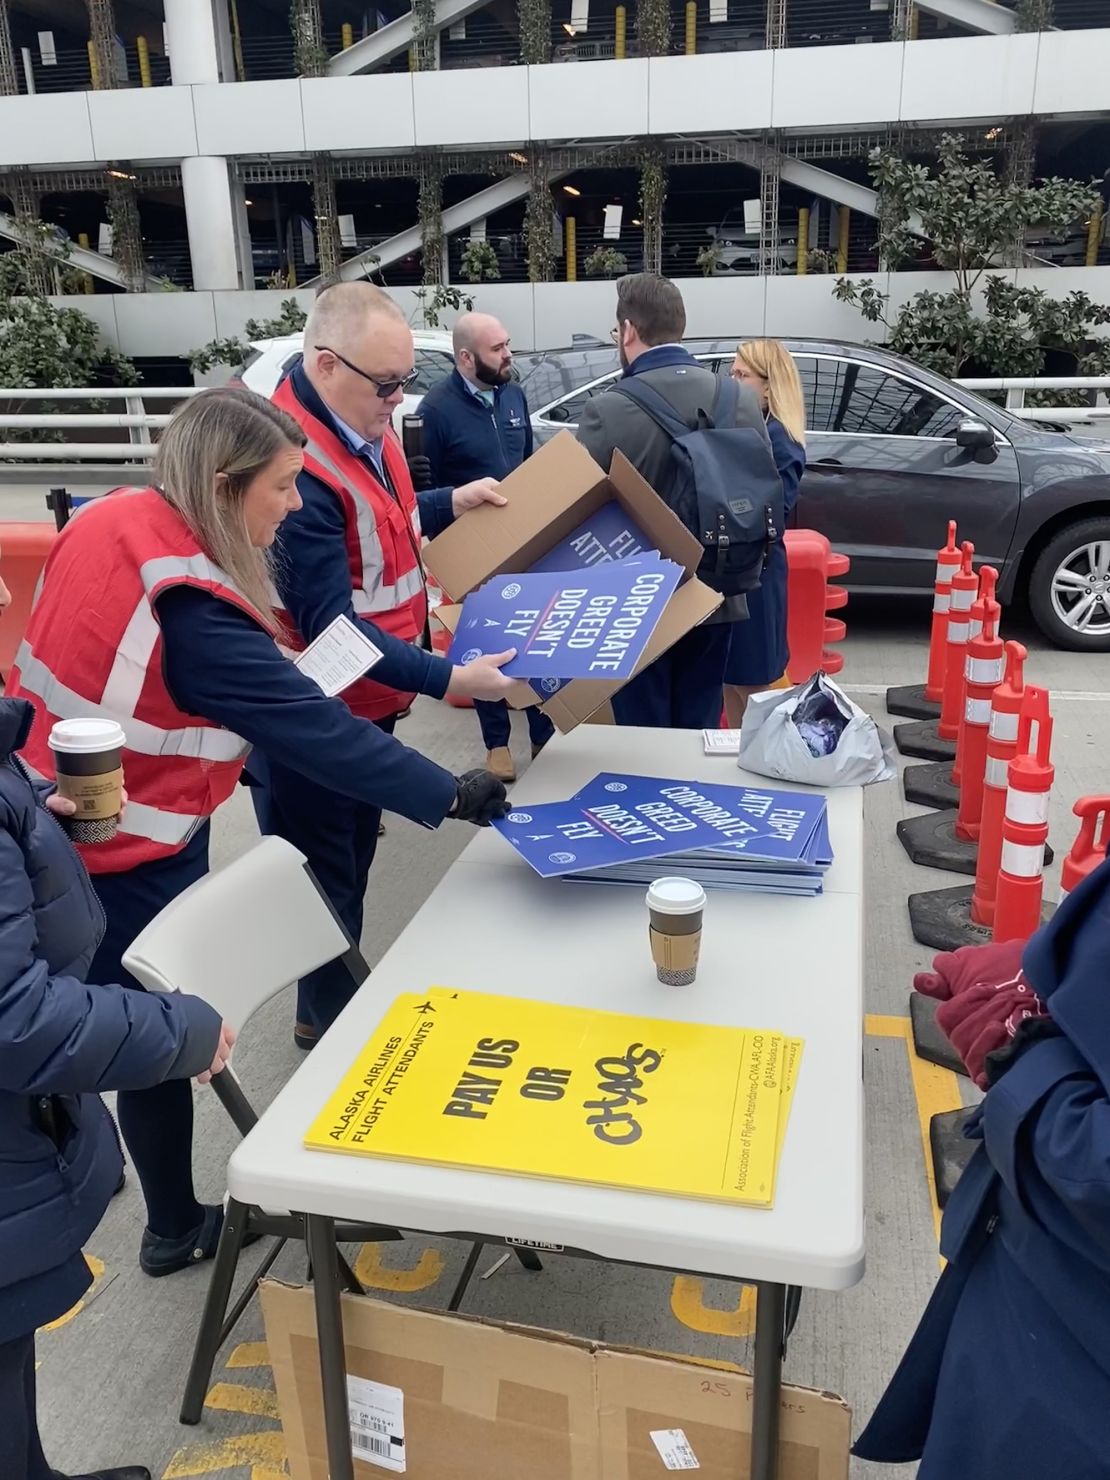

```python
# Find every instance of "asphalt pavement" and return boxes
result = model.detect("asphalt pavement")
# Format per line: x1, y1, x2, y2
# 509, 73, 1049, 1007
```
25, 589, 1110, 1480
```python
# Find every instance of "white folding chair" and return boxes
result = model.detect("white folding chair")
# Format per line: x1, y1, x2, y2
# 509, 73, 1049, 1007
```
123, 835, 539, 1425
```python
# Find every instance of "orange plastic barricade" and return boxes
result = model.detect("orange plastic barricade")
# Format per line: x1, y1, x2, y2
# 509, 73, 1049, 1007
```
784, 529, 849, 684
0, 523, 56, 678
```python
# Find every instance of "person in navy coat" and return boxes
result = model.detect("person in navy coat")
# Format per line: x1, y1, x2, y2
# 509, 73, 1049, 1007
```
855, 851, 1110, 1478
0, 540, 228, 1480
724, 340, 807, 726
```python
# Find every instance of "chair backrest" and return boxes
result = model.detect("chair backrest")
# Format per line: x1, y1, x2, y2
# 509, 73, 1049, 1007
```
122, 835, 363, 1035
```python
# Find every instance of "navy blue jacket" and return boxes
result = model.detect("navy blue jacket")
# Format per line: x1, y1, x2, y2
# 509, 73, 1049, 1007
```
273, 362, 455, 700
158, 587, 459, 825
0, 699, 220, 1303
420, 369, 532, 486
855, 855, 1110, 1478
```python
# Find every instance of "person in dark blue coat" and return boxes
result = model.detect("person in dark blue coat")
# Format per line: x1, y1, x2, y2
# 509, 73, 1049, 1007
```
855, 852, 1110, 1479
724, 340, 807, 727
0, 650, 227, 1474
417, 313, 554, 782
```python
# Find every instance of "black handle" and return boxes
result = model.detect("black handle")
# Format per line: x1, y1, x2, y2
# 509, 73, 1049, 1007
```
813, 456, 843, 467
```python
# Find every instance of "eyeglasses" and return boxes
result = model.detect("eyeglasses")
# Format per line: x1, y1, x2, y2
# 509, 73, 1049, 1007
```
317, 345, 418, 399
609, 326, 620, 344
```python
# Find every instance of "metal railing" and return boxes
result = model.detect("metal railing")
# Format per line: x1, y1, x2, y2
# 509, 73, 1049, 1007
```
1, 376, 1109, 466
0, 387, 200, 463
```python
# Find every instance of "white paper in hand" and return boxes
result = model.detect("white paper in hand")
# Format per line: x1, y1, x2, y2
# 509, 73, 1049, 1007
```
293, 615, 383, 698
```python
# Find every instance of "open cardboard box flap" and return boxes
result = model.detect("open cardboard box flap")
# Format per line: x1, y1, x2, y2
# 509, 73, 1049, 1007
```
424, 432, 722, 732
261, 1280, 850, 1480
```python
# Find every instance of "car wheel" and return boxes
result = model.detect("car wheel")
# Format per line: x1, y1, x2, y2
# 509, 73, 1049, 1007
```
1028, 518, 1110, 652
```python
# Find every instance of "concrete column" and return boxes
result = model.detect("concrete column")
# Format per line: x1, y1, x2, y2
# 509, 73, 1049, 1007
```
164, 0, 231, 84
183, 156, 249, 290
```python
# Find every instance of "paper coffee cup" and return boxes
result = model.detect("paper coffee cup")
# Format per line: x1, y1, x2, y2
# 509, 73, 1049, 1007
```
646, 876, 706, 986
49, 718, 126, 845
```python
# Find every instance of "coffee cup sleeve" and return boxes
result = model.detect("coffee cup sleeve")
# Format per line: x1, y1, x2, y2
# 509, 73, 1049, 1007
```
649, 924, 702, 973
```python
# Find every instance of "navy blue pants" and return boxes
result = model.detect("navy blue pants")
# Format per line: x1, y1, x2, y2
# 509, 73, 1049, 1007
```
250, 716, 395, 1036
0, 1335, 52, 1480
474, 698, 555, 752
610, 624, 731, 730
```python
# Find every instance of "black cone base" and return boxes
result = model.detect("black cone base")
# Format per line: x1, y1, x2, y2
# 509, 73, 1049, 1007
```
908, 884, 991, 952
893, 719, 957, 761
930, 1106, 979, 1207
903, 761, 959, 810
910, 990, 969, 1076
897, 810, 978, 874
886, 684, 941, 721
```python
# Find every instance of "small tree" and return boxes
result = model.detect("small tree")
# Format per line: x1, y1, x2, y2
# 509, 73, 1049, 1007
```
0, 228, 138, 444
834, 133, 1105, 389
584, 245, 628, 279
459, 239, 501, 283
412, 284, 474, 328
188, 298, 307, 375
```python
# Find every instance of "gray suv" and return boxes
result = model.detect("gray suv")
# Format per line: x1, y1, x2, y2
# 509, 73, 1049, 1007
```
526, 337, 1110, 652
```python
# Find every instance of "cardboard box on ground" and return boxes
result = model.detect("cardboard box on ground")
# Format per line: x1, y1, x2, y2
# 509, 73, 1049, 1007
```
261, 1281, 850, 1480
424, 432, 723, 734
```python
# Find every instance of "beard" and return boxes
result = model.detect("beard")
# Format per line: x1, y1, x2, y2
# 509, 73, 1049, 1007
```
618, 341, 630, 371
473, 352, 512, 387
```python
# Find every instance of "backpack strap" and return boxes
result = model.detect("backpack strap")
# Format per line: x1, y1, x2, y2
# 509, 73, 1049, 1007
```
613, 372, 739, 442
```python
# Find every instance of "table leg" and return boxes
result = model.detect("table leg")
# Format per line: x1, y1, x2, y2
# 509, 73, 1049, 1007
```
305, 1214, 354, 1480
750, 1281, 787, 1480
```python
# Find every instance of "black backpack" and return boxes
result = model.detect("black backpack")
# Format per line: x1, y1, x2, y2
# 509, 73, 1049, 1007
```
613, 374, 784, 597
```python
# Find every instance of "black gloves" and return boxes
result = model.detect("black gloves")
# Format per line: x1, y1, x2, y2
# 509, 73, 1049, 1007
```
407, 454, 434, 492
451, 768, 510, 826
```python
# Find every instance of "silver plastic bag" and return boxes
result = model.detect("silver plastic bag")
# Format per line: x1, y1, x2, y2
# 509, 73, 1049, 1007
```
737, 671, 896, 787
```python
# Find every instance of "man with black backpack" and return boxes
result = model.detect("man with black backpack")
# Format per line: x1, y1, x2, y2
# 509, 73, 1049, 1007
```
576, 273, 782, 729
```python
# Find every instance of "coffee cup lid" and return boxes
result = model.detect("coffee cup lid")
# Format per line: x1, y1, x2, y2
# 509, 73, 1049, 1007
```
646, 877, 707, 915
49, 717, 127, 753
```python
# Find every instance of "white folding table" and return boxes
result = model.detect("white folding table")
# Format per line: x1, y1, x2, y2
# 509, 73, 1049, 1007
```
227, 725, 865, 1480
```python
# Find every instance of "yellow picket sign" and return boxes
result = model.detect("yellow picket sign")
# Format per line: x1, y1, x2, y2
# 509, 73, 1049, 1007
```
305, 989, 802, 1208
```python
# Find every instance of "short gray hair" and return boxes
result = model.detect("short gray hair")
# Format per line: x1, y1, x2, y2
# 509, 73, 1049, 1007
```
305, 282, 405, 357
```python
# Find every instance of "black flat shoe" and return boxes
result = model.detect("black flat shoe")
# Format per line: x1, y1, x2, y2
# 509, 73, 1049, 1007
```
294, 1022, 318, 1052
139, 1205, 259, 1278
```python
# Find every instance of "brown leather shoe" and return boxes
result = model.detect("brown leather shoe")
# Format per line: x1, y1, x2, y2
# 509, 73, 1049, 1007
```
485, 746, 516, 783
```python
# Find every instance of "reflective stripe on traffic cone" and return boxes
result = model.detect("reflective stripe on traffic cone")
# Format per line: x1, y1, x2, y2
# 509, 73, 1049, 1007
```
939, 542, 977, 743
1060, 795, 1110, 900
954, 568, 1002, 843
993, 687, 1053, 945
970, 640, 1028, 929
925, 521, 961, 704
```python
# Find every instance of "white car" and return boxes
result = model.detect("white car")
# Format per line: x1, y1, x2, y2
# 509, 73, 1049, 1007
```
238, 330, 456, 430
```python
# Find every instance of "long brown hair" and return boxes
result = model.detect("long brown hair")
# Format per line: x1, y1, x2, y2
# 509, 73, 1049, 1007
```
734, 339, 806, 448
154, 387, 305, 627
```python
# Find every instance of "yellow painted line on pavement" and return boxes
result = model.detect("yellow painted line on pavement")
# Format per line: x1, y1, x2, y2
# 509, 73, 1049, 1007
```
905, 1046, 964, 1245
162, 1431, 287, 1479
41, 1253, 106, 1332
865, 1013, 912, 1039
670, 1277, 757, 1337
355, 1240, 445, 1291
204, 1383, 280, 1419
227, 1342, 270, 1369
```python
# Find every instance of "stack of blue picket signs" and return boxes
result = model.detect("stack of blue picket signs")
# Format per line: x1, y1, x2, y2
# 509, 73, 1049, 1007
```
493, 772, 832, 896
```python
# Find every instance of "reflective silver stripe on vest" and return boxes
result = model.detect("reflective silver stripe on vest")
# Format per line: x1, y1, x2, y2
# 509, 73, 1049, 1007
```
303, 435, 425, 615
18, 759, 204, 848
15, 640, 250, 763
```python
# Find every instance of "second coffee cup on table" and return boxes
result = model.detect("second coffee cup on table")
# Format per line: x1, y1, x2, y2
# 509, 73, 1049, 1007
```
646, 876, 707, 986
48, 718, 126, 844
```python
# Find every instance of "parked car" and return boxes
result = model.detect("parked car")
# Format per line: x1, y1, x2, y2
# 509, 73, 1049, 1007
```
705, 210, 798, 275
528, 337, 1110, 652
238, 330, 455, 429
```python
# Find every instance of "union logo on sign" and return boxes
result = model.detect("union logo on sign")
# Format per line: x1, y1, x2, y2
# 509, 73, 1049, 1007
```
549, 852, 576, 865
604, 782, 628, 792
501, 582, 522, 600
507, 812, 533, 824
460, 648, 483, 663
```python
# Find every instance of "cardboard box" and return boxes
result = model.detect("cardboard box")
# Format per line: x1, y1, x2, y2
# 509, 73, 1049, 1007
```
424, 432, 723, 733
261, 1281, 850, 1480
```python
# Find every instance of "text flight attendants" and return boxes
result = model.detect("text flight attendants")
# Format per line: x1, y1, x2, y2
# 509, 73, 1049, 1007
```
724, 340, 807, 725
6, 388, 511, 1277
263, 284, 521, 1053
418, 311, 555, 782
